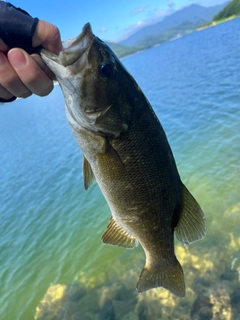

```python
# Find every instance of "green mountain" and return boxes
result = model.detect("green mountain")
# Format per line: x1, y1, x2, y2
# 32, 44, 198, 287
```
120, 3, 227, 47
126, 19, 207, 50
213, 0, 240, 21
106, 42, 140, 59
105, 2, 230, 58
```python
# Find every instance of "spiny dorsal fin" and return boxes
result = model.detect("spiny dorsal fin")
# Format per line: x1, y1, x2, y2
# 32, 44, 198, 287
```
102, 216, 138, 249
136, 256, 185, 297
82, 156, 95, 190
175, 184, 206, 245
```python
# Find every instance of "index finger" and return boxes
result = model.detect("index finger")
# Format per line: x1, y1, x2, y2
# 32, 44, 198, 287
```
32, 20, 62, 55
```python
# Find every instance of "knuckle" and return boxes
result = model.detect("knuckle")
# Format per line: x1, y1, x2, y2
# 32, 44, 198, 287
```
51, 26, 61, 41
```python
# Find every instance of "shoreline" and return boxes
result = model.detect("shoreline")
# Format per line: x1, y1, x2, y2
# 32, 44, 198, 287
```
119, 15, 240, 60
197, 15, 239, 31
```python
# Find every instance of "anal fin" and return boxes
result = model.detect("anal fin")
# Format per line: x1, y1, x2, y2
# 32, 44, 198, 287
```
175, 184, 206, 245
102, 216, 138, 249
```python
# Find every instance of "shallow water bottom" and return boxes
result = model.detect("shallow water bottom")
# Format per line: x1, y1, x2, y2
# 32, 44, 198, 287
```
35, 204, 240, 320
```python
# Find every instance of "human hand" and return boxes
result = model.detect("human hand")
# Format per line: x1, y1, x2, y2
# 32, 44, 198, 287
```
0, 20, 62, 101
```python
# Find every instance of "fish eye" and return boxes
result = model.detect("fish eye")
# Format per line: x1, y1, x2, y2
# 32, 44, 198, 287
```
99, 61, 114, 78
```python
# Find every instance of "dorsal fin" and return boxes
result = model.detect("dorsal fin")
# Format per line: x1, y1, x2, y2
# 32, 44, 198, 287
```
82, 156, 95, 190
102, 216, 138, 249
175, 184, 206, 245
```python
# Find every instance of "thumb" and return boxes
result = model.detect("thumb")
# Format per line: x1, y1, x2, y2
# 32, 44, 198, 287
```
32, 20, 62, 55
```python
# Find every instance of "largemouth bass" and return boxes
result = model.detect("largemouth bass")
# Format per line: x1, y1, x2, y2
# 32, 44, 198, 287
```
40, 23, 206, 297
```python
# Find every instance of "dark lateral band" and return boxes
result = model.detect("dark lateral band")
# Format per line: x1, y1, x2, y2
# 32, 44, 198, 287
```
0, 2, 39, 54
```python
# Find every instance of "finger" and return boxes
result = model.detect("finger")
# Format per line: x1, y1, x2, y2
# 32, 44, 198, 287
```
31, 53, 56, 80
0, 38, 9, 52
0, 51, 31, 98
32, 20, 62, 55
0, 84, 14, 100
8, 48, 54, 96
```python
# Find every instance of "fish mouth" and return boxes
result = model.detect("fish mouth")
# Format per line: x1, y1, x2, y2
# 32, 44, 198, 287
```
40, 23, 94, 68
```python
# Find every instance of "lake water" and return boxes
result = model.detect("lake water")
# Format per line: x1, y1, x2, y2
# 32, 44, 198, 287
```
0, 18, 240, 320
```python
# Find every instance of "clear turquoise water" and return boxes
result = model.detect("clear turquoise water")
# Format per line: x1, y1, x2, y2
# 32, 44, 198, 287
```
0, 19, 240, 320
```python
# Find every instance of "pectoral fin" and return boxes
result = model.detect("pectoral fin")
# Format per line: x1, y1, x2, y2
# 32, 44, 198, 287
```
175, 184, 206, 245
82, 156, 95, 190
97, 142, 125, 183
102, 216, 138, 249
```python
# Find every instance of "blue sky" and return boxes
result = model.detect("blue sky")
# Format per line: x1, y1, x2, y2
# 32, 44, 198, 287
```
11, 0, 228, 42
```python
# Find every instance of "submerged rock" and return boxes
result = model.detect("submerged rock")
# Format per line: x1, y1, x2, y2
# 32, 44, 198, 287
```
191, 295, 213, 320
210, 288, 232, 320
35, 238, 240, 320
35, 284, 89, 320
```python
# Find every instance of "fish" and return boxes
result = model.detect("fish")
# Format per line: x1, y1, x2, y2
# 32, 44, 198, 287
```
40, 23, 206, 298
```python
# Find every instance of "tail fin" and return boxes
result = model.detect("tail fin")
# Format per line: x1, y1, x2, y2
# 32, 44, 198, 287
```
136, 258, 185, 298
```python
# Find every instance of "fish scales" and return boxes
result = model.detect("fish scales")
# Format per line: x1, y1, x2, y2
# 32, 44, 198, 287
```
40, 23, 206, 297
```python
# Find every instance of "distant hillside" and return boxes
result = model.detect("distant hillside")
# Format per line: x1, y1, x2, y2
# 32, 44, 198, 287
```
213, 0, 240, 21
107, 2, 230, 58
134, 19, 207, 49
106, 42, 140, 58
119, 3, 228, 47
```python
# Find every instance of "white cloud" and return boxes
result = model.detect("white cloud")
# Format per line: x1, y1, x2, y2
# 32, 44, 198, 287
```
99, 27, 107, 33
115, 9, 172, 42
131, 5, 149, 15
